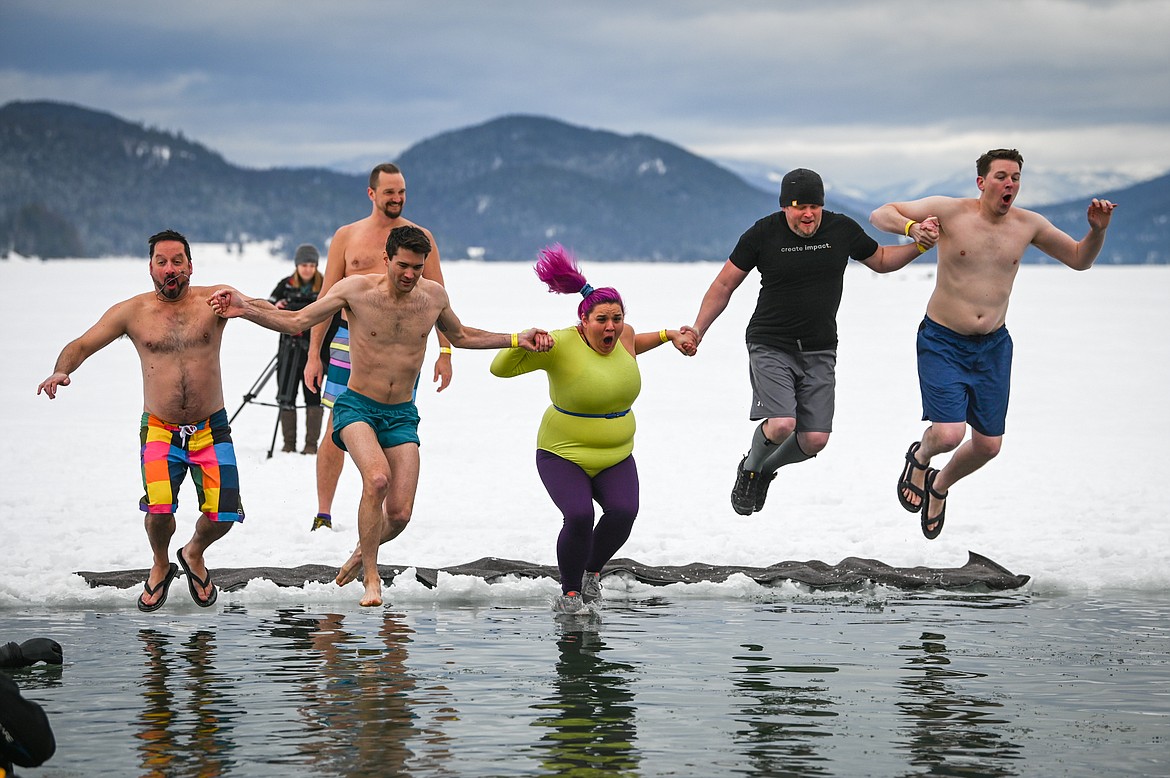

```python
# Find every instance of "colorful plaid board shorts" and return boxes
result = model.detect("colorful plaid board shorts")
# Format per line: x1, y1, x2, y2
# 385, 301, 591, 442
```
139, 408, 245, 522
321, 325, 351, 409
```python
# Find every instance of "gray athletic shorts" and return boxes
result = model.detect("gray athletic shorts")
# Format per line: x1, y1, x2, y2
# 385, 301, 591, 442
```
747, 342, 836, 432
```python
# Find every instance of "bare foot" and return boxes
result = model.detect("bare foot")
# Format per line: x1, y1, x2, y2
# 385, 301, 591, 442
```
359, 576, 383, 607
334, 550, 362, 586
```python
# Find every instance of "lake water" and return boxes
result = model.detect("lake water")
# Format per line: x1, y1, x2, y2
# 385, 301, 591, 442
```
3, 589, 1167, 777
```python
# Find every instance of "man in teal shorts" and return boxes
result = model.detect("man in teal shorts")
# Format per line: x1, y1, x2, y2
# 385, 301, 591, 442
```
304, 163, 452, 532
210, 225, 552, 607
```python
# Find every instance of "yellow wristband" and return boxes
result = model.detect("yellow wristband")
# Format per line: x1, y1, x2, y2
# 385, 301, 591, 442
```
904, 220, 916, 236
916, 243, 928, 254
439, 347, 453, 355
659, 329, 669, 343
511, 333, 519, 348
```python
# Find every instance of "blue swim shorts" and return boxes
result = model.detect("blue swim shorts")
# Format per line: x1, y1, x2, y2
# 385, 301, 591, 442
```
917, 316, 1013, 437
331, 390, 421, 451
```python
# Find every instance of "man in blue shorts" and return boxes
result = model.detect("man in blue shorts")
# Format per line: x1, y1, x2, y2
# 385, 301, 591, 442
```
681, 169, 937, 516
211, 226, 551, 607
872, 149, 1117, 538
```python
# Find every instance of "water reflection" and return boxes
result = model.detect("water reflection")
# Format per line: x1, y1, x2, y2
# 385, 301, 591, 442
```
136, 629, 238, 777
730, 641, 838, 777
530, 620, 641, 775
895, 630, 1022, 776
283, 609, 455, 775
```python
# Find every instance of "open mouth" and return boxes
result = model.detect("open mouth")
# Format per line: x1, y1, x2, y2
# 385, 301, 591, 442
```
601, 335, 615, 347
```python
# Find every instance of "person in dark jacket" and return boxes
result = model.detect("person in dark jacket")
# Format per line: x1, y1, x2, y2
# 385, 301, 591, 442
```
1, 638, 61, 774
269, 244, 325, 454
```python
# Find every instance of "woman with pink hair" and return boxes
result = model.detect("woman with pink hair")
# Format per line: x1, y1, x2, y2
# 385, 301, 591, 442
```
491, 244, 691, 614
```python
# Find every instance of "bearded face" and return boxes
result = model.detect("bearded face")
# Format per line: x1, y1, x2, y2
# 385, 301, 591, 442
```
150, 240, 193, 301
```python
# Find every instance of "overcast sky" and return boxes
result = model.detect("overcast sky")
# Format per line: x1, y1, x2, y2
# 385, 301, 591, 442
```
3, 0, 1168, 193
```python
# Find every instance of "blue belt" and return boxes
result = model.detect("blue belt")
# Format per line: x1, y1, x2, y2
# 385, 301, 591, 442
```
553, 405, 631, 419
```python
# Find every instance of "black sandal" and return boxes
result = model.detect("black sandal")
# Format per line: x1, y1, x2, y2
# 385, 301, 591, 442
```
897, 442, 929, 513
921, 468, 947, 540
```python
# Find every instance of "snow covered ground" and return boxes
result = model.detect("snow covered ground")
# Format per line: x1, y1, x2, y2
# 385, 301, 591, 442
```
3, 246, 1166, 607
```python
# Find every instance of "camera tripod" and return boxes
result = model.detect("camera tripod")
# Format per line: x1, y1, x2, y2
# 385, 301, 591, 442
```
229, 337, 312, 458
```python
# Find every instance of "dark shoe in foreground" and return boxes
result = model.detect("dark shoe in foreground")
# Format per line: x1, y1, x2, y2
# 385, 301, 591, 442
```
897, 441, 929, 513
921, 468, 948, 540
311, 513, 332, 531
731, 456, 764, 515
177, 546, 218, 607
553, 591, 588, 614
137, 562, 179, 612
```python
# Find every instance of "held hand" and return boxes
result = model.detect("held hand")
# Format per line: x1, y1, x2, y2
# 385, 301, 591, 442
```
206, 288, 243, 318
910, 217, 940, 251
679, 325, 702, 356
1087, 198, 1117, 231
517, 328, 554, 352
36, 372, 70, 399
670, 328, 697, 356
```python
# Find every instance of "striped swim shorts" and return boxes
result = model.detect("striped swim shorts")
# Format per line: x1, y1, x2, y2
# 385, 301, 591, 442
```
321, 325, 351, 409
139, 408, 245, 522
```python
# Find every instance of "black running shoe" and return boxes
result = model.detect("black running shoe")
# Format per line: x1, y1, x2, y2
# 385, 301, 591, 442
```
731, 457, 759, 516
754, 471, 778, 513
311, 513, 332, 531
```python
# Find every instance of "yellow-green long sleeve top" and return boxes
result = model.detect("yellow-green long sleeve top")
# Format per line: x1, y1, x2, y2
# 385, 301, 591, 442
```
490, 327, 641, 477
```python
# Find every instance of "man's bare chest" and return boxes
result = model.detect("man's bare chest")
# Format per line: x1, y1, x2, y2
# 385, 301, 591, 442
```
133, 307, 220, 355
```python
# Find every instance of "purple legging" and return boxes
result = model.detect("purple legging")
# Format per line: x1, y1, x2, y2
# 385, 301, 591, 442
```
536, 450, 639, 594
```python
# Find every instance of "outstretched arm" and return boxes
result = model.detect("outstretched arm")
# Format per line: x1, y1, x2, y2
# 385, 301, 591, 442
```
1032, 198, 1117, 271
680, 260, 749, 354
860, 217, 940, 273
435, 304, 552, 352
870, 196, 954, 241
37, 301, 130, 399
631, 327, 690, 356
208, 285, 346, 334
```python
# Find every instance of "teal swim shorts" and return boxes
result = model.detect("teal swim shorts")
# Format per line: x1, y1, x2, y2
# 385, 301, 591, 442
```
331, 390, 421, 451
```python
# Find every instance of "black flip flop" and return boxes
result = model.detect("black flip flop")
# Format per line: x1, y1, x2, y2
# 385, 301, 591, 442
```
177, 546, 219, 608
137, 562, 179, 612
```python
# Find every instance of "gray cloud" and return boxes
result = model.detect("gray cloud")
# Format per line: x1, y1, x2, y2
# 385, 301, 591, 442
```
3, 0, 1167, 189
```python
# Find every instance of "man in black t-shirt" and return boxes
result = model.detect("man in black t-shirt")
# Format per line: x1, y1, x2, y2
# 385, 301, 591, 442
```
682, 168, 937, 515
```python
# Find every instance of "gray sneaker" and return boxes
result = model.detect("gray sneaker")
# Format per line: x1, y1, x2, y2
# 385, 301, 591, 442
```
581, 572, 602, 604
553, 591, 588, 615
